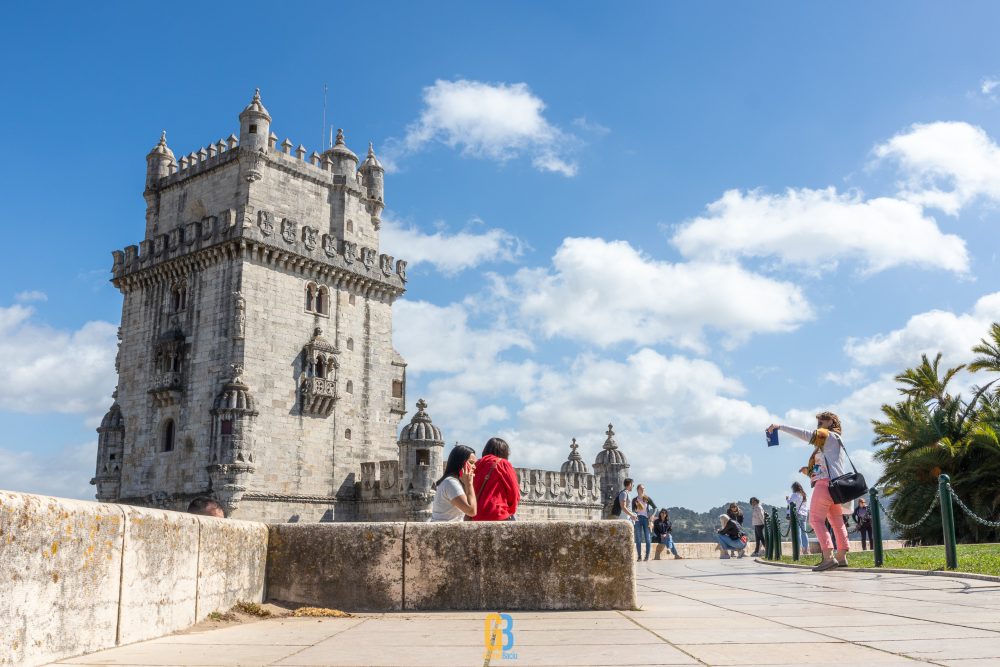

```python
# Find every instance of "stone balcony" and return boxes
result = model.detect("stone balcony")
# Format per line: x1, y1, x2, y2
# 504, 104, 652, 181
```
148, 371, 184, 407
302, 376, 337, 417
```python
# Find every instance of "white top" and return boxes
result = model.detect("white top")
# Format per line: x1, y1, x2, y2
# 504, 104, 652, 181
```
789, 491, 808, 517
751, 503, 766, 526
430, 477, 467, 522
779, 425, 847, 481
617, 489, 632, 519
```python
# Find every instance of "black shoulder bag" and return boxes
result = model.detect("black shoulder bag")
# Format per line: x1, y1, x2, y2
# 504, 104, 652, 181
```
823, 438, 868, 504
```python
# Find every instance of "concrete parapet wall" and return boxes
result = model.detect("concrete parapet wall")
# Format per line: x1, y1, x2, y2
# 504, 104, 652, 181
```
0, 491, 266, 667
265, 520, 636, 611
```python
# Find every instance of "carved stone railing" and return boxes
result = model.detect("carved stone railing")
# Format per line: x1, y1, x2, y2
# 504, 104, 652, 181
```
302, 376, 337, 417
148, 371, 184, 407
516, 468, 603, 505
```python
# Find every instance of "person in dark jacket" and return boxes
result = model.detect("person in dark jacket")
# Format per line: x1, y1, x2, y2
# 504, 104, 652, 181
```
726, 502, 745, 526
716, 513, 746, 559
652, 508, 683, 559
852, 498, 874, 550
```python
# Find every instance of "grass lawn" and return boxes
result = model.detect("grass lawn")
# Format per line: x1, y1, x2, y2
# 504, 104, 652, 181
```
774, 544, 1000, 577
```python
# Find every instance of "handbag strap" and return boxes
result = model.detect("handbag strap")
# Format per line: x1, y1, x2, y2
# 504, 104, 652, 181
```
477, 461, 499, 496
820, 432, 859, 479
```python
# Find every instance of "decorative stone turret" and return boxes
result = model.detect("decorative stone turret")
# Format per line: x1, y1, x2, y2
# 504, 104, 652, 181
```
145, 131, 176, 189
207, 365, 259, 516
359, 142, 385, 224
397, 398, 444, 521
560, 438, 589, 474
324, 128, 359, 179
592, 423, 630, 514
92, 403, 125, 502
238, 88, 271, 152
300, 327, 339, 418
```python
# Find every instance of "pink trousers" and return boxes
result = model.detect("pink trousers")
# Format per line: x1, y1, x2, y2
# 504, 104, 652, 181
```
809, 479, 850, 553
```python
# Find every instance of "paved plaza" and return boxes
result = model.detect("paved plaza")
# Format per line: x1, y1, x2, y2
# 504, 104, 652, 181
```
51, 559, 1000, 666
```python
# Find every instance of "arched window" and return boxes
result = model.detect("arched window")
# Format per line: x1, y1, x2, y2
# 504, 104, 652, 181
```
162, 419, 175, 452
172, 284, 187, 312
349, 294, 356, 306
316, 286, 329, 315
316, 357, 326, 379
346, 220, 354, 233
305, 283, 316, 312
346, 338, 354, 351
344, 428, 352, 440
346, 380, 354, 394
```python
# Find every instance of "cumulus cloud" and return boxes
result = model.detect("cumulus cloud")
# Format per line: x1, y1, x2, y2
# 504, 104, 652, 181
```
385, 79, 579, 176
981, 78, 1000, 98
874, 121, 1000, 214
501, 237, 813, 352
845, 292, 1000, 368
671, 187, 969, 275
380, 216, 525, 275
15, 290, 47, 303
0, 442, 96, 500
0, 304, 118, 415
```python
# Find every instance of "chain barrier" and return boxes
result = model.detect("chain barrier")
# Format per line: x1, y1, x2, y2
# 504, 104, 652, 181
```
947, 484, 1000, 529
874, 492, 939, 530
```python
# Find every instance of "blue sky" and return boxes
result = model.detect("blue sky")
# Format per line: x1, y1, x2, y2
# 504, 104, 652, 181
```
3, 2, 1000, 511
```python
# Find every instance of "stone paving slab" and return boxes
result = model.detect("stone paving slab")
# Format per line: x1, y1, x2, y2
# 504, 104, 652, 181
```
52, 559, 1000, 667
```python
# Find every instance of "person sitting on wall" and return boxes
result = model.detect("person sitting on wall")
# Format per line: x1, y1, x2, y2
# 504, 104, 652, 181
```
429, 445, 478, 522
653, 508, 682, 560
472, 437, 520, 521
188, 496, 225, 518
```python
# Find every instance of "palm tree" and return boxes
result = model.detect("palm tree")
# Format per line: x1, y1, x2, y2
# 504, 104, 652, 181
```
893, 353, 964, 405
969, 323, 1000, 374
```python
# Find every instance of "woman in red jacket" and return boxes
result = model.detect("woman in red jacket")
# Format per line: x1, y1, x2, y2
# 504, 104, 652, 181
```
472, 437, 520, 521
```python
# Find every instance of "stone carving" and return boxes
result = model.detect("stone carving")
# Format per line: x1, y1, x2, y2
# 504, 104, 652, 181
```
379, 253, 393, 276
300, 327, 338, 418
321, 233, 337, 257
257, 210, 273, 236
396, 259, 407, 282
302, 226, 318, 251
361, 247, 376, 270
281, 218, 297, 245
343, 240, 357, 264
243, 147, 265, 182
233, 291, 245, 340
208, 367, 259, 515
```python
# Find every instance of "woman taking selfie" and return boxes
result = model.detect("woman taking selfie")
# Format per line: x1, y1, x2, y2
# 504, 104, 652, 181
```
430, 445, 478, 522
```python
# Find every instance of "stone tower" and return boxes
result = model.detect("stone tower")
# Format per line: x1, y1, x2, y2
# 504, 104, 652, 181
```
592, 423, 630, 515
93, 89, 408, 522
395, 399, 445, 521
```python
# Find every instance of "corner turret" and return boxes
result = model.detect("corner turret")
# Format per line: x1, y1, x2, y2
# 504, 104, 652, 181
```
323, 128, 359, 178
238, 88, 272, 152
592, 423, 630, 515
397, 398, 444, 521
145, 131, 176, 189
360, 141, 385, 222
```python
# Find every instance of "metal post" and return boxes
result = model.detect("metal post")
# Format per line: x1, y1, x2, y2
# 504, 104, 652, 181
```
789, 503, 800, 561
771, 508, 782, 559
938, 474, 958, 569
870, 487, 883, 567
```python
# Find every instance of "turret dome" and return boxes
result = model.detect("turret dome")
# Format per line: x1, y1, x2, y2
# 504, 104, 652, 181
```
561, 438, 589, 474
146, 131, 175, 161
361, 142, 383, 172
594, 423, 628, 466
239, 88, 271, 122
399, 399, 443, 444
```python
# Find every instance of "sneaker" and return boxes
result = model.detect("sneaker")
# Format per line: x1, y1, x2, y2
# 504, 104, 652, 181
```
720, 552, 730, 559
674, 555, 683, 559
750, 551, 760, 557
812, 559, 838, 572
836, 556, 849, 568
644, 556, 649, 561
737, 550, 746, 558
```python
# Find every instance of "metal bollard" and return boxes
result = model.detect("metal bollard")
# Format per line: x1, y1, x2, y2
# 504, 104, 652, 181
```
771, 508, 782, 559
938, 474, 958, 569
789, 504, 800, 561
870, 487, 884, 567
763, 518, 771, 559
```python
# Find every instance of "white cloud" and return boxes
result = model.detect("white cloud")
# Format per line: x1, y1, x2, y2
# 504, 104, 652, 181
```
380, 216, 525, 275
15, 290, 47, 303
845, 292, 1000, 368
0, 442, 96, 500
502, 237, 813, 352
874, 121, 1000, 214
980, 78, 1000, 99
0, 304, 118, 415
671, 187, 969, 275
823, 368, 867, 387
386, 79, 578, 176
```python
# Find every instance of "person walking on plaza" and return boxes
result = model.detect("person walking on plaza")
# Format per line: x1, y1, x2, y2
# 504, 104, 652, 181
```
632, 484, 656, 561
768, 411, 851, 571
653, 508, 682, 559
853, 497, 874, 550
472, 437, 520, 521
430, 445, 477, 522
716, 513, 747, 558
788, 482, 811, 555
749, 497, 766, 557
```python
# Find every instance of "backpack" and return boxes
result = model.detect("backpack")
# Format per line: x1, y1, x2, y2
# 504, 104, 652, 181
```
611, 494, 622, 516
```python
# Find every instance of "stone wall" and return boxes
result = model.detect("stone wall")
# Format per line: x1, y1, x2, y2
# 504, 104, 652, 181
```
266, 520, 636, 611
0, 491, 267, 667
